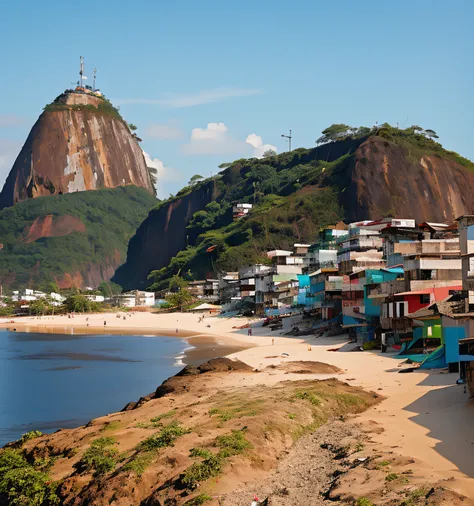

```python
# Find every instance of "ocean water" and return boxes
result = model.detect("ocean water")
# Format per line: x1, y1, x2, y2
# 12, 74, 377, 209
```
0, 329, 188, 446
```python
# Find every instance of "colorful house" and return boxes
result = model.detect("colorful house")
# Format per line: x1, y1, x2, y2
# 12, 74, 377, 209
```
380, 285, 462, 342
405, 297, 468, 370
341, 267, 403, 345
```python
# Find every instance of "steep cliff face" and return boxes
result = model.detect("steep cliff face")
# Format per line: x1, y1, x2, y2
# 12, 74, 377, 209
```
114, 131, 474, 291
341, 137, 474, 222
113, 181, 217, 289
0, 93, 154, 209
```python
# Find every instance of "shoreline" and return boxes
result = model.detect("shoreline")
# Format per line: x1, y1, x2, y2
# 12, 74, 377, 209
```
0, 311, 257, 366
3, 311, 474, 498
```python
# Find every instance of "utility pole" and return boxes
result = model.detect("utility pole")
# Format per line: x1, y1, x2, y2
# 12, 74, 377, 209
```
79, 56, 84, 87
281, 129, 292, 152
93, 67, 97, 91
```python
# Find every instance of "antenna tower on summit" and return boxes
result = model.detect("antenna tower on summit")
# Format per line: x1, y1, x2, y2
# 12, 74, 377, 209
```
79, 56, 84, 87
93, 67, 97, 91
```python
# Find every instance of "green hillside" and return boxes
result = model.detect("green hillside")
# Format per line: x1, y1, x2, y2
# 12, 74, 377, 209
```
0, 186, 157, 290
144, 124, 474, 291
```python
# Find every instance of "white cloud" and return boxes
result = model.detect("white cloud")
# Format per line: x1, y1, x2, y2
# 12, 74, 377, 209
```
245, 134, 277, 158
142, 150, 183, 199
191, 122, 228, 141
0, 139, 22, 188
114, 87, 262, 108
145, 122, 183, 140
182, 122, 245, 155
182, 122, 277, 158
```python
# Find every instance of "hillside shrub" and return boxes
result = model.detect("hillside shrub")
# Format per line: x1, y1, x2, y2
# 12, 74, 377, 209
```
0, 449, 59, 506
138, 421, 190, 451
77, 437, 120, 476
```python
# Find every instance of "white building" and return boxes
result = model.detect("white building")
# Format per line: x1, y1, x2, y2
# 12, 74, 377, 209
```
114, 291, 155, 308
85, 294, 105, 303
11, 289, 65, 306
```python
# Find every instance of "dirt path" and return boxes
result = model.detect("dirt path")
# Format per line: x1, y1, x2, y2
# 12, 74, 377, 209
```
220, 419, 473, 506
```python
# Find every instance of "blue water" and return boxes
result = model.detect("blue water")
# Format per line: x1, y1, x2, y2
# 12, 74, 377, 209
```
0, 330, 187, 446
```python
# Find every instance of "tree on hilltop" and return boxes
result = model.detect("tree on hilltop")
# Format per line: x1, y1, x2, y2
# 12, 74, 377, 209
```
316, 124, 353, 144
188, 174, 204, 185
262, 149, 277, 158
424, 129, 439, 139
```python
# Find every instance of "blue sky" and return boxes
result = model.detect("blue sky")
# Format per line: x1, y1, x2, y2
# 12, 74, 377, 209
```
0, 0, 473, 198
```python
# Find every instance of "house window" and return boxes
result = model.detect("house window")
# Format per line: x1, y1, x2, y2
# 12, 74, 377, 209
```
420, 294, 430, 304
399, 302, 406, 317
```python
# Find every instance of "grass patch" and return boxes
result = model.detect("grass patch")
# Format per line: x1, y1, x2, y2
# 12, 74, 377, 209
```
208, 398, 264, 422
292, 420, 323, 441
184, 494, 213, 505
214, 430, 252, 458
293, 389, 322, 406
100, 421, 121, 432
334, 393, 366, 406
181, 430, 252, 490
288, 413, 297, 420
356, 498, 374, 506
138, 421, 190, 451
135, 409, 179, 429
77, 437, 120, 476
150, 409, 177, 424
400, 488, 429, 505
122, 452, 154, 477
189, 448, 213, 459
385, 472, 399, 482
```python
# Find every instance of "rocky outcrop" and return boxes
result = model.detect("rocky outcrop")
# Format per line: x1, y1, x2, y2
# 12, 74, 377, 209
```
54, 251, 122, 289
24, 214, 86, 243
0, 92, 154, 209
341, 136, 474, 222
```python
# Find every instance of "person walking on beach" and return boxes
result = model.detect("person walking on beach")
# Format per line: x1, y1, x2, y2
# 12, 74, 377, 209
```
248, 327, 252, 336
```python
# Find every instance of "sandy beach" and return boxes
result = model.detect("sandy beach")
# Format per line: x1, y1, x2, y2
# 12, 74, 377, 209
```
3, 310, 474, 499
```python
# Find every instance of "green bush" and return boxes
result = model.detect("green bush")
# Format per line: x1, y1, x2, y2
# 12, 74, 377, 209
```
180, 454, 222, 490
184, 494, 213, 505
122, 452, 154, 477
77, 437, 120, 476
189, 448, 213, 459
138, 421, 190, 451
214, 430, 252, 458
356, 499, 374, 506
20, 430, 43, 444
0, 449, 59, 506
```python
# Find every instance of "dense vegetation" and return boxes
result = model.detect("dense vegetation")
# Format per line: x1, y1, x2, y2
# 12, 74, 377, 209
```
147, 123, 474, 290
0, 186, 156, 290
